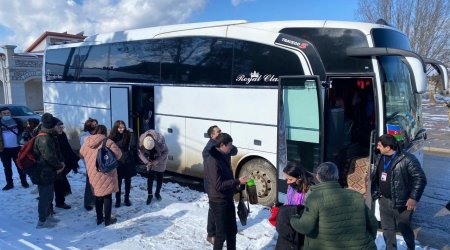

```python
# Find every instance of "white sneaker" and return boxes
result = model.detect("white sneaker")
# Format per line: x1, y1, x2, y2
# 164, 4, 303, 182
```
36, 220, 56, 229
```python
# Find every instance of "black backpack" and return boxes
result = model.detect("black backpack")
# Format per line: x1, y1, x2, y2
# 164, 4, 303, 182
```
96, 138, 119, 173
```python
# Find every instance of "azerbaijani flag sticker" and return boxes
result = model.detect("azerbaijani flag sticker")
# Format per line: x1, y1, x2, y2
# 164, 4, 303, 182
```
386, 124, 403, 140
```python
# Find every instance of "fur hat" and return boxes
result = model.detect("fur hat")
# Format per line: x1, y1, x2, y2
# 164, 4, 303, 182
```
143, 136, 155, 150
41, 113, 59, 129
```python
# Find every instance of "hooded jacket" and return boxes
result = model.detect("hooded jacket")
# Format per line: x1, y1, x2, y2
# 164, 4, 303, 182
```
370, 150, 427, 208
80, 134, 122, 197
138, 130, 168, 172
204, 146, 240, 202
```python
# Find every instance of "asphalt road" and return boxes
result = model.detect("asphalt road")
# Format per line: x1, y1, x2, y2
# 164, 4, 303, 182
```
412, 153, 450, 250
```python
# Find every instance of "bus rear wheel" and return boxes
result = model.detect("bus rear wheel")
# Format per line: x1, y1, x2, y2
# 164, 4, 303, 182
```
238, 158, 277, 206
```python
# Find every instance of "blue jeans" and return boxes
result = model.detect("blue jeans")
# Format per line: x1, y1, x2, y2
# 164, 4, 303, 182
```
209, 200, 237, 250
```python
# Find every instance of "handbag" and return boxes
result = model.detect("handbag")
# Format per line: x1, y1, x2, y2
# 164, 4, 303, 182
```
268, 202, 283, 226
237, 191, 250, 226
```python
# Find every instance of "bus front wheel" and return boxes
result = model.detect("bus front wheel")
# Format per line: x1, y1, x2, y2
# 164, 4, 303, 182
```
238, 158, 277, 206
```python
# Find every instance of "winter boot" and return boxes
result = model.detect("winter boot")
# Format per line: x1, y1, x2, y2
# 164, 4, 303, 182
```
146, 194, 153, 205
105, 217, 117, 226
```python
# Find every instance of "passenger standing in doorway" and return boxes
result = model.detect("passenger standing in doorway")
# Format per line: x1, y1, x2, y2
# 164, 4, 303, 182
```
204, 133, 248, 250
109, 120, 136, 207
138, 130, 168, 205
142, 95, 154, 132
80, 125, 122, 226
371, 134, 427, 250
80, 118, 98, 211
0, 107, 28, 190
202, 125, 238, 245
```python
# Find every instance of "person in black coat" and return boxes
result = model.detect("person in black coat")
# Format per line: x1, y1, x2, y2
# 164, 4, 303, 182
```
204, 133, 248, 250
370, 134, 427, 250
53, 119, 80, 209
109, 120, 136, 207
202, 125, 238, 245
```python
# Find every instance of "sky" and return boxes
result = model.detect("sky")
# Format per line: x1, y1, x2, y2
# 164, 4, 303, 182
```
0, 0, 359, 53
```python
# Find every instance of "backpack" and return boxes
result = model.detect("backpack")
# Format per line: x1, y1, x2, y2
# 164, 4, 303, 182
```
96, 138, 119, 173
17, 132, 47, 170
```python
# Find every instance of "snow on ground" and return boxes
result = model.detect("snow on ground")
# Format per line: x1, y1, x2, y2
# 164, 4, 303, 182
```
0, 161, 435, 250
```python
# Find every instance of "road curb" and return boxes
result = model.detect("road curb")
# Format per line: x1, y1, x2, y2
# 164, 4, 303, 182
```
424, 146, 450, 156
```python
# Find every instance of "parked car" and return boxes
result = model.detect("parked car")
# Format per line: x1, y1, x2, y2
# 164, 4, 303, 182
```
0, 104, 42, 125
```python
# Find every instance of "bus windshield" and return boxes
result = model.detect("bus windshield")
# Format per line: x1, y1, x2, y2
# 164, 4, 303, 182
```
379, 56, 421, 141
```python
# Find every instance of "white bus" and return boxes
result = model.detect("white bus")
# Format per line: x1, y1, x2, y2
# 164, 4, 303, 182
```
43, 20, 448, 206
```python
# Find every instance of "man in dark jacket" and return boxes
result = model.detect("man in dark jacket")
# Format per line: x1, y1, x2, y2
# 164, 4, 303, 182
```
371, 134, 427, 250
202, 125, 238, 245
204, 133, 248, 250
0, 107, 28, 190
33, 113, 65, 228
291, 162, 378, 250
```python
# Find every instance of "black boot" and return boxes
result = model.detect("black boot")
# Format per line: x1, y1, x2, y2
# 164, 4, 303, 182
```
115, 193, 121, 208
2, 183, 13, 191
105, 217, 117, 226
146, 194, 153, 205
124, 195, 131, 206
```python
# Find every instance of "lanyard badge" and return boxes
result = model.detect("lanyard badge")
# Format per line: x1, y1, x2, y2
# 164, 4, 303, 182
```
380, 152, 396, 182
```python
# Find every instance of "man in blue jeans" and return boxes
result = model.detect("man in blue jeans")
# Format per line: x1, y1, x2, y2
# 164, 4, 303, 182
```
204, 133, 247, 250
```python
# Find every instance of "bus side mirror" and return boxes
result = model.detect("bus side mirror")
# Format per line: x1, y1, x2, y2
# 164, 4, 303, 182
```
403, 57, 427, 94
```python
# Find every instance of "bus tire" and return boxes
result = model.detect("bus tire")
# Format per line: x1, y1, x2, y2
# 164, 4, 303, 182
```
238, 158, 277, 206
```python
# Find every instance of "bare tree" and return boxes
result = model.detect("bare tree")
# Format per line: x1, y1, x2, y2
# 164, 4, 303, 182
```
356, 0, 449, 68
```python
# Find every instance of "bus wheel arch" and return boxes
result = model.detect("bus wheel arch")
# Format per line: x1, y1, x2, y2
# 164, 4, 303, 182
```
236, 156, 277, 206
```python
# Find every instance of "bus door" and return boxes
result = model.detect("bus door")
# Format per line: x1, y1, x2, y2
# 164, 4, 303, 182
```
325, 76, 376, 199
277, 76, 323, 199
110, 87, 130, 128
131, 86, 155, 136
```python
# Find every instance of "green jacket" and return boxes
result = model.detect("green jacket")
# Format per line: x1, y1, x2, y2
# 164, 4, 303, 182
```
290, 181, 378, 250
33, 128, 64, 185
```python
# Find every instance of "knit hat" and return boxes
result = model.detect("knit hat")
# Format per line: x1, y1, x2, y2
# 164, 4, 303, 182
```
41, 113, 59, 129
143, 136, 155, 150
55, 117, 63, 126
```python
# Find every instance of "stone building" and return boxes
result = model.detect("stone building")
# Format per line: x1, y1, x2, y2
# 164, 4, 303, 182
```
0, 32, 85, 110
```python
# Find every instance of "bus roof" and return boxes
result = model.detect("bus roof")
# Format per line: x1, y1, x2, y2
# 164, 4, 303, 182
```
47, 19, 401, 49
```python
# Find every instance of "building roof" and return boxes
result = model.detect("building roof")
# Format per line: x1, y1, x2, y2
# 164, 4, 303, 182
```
25, 31, 86, 52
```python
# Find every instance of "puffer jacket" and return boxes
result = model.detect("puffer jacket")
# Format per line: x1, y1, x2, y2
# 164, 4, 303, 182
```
33, 128, 65, 185
138, 130, 168, 172
80, 134, 122, 197
370, 150, 427, 208
204, 146, 241, 202
290, 181, 378, 250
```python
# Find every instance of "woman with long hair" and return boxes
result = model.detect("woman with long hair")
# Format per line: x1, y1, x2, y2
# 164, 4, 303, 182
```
283, 161, 313, 206
109, 120, 135, 207
80, 125, 122, 226
274, 161, 314, 250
